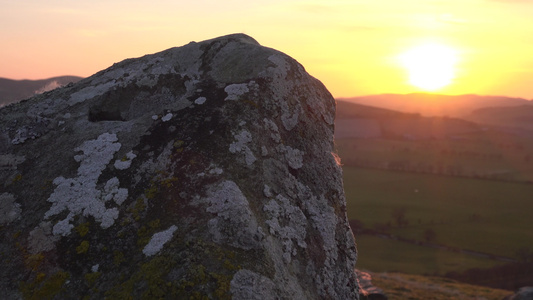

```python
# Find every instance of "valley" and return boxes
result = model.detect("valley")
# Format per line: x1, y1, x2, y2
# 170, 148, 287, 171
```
336, 97, 533, 290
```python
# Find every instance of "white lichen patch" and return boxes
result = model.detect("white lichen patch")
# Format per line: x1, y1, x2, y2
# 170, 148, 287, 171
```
224, 83, 249, 101
208, 166, 224, 175
0, 193, 22, 225
91, 264, 100, 272
229, 130, 256, 165
202, 181, 263, 250
230, 269, 276, 300
277, 145, 304, 169
263, 194, 307, 263
261, 146, 268, 156
194, 97, 207, 105
114, 151, 137, 170
44, 133, 126, 236
162, 113, 173, 122
267, 54, 290, 78
69, 81, 116, 105
263, 118, 281, 143
103, 177, 129, 205
28, 221, 59, 254
142, 225, 178, 256
0, 154, 26, 171
280, 101, 300, 131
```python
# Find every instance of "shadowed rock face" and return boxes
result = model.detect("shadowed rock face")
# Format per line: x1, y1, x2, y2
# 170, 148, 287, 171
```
0, 33, 359, 299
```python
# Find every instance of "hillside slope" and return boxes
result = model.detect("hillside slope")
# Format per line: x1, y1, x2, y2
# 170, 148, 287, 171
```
340, 93, 533, 118
0, 76, 83, 107
335, 100, 481, 139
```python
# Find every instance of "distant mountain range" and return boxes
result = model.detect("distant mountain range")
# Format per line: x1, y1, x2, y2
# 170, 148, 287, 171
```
339, 93, 533, 118
0, 76, 83, 107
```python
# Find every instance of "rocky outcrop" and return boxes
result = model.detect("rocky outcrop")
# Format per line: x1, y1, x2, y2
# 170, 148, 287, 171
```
0, 34, 359, 299
504, 287, 533, 300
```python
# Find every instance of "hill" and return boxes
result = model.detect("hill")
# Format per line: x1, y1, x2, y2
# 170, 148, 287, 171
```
340, 93, 533, 118
335, 100, 481, 140
0, 76, 83, 107
467, 105, 533, 130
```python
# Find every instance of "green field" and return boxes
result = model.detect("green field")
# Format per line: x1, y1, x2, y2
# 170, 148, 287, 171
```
336, 132, 533, 182
355, 235, 504, 275
343, 166, 533, 274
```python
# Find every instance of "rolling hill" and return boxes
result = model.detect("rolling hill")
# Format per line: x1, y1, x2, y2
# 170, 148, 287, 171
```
340, 93, 533, 118
0, 76, 83, 107
335, 100, 481, 140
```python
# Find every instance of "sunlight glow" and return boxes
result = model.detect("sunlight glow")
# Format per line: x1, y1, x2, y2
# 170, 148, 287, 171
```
400, 43, 458, 91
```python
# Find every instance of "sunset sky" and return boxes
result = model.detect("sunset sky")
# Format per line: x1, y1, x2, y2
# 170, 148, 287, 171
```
1, 0, 533, 99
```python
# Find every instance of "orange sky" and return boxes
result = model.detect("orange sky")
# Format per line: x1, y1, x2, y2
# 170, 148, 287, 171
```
1, 0, 533, 99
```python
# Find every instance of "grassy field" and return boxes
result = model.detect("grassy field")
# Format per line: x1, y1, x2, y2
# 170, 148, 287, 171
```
368, 271, 512, 299
336, 132, 533, 182
354, 235, 504, 275
342, 166, 533, 274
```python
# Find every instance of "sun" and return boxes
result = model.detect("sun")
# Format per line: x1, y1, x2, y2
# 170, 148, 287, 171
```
400, 43, 458, 91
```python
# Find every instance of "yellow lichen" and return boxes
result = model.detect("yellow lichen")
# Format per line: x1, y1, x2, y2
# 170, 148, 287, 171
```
75, 222, 90, 237
20, 271, 70, 300
161, 177, 178, 188
113, 251, 125, 266
131, 197, 146, 221
76, 241, 90, 254
84, 272, 102, 286
25, 253, 44, 271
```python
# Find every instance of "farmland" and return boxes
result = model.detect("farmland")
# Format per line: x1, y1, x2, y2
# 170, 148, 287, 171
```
341, 162, 533, 275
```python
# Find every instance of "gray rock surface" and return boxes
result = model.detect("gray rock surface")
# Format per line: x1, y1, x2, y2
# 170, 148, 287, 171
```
504, 287, 533, 300
0, 34, 359, 299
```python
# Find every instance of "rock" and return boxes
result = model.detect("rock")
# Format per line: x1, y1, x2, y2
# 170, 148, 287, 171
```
356, 270, 388, 300
504, 287, 533, 300
0, 34, 359, 299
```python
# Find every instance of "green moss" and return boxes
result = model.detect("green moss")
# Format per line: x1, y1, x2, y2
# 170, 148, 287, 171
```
211, 272, 232, 300
105, 255, 178, 300
25, 253, 44, 271
75, 222, 90, 237
131, 198, 146, 221
148, 219, 161, 229
137, 219, 161, 248
76, 241, 90, 254
107, 239, 243, 299
84, 272, 102, 286
20, 271, 70, 300
113, 251, 125, 266
161, 177, 179, 188
173, 140, 185, 154
144, 184, 159, 200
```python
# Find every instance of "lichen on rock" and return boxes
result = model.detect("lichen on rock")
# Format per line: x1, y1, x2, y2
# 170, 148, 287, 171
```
0, 33, 359, 299
0, 193, 21, 225
44, 132, 125, 235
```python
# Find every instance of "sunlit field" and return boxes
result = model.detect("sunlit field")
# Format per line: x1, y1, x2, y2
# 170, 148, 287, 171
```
342, 166, 533, 274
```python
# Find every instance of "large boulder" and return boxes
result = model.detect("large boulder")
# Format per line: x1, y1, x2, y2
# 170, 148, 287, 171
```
0, 34, 359, 299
